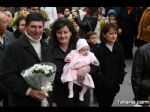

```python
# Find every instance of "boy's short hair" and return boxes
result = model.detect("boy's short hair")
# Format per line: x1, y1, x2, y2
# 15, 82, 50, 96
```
86, 31, 96, 39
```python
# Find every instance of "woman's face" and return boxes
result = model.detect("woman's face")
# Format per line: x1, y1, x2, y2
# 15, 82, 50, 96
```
4, 11, 12, 26
56, 26, 72, 45
103, 27, 117, 44
19, 19, 26, 32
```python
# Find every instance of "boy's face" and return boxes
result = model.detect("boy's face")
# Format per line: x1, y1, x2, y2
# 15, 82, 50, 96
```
88, 34, 97, 45
109, 15, 116, 21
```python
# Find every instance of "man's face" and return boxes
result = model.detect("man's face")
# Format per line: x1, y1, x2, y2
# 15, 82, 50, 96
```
30, 7, 40, 13
25, 21, 44, 40
0, 15, 7, 34
64, 8, 71, 16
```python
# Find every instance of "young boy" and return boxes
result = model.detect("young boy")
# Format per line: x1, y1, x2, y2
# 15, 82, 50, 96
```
86, 31, 100, 49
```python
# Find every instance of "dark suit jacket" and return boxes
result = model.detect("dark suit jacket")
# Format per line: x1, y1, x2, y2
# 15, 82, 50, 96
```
0, 30, 15, 63
0, 33, 52, 106
132, 43, 150, 100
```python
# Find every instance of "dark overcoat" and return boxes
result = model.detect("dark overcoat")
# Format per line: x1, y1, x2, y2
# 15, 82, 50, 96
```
50, 43, 90, 106
0, 33, 53, 106
0, 30, 15, 106
92, 42, 126, 106
131, 43, 150, 101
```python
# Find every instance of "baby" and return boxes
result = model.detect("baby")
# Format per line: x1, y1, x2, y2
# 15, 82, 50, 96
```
61, 38, 99, 101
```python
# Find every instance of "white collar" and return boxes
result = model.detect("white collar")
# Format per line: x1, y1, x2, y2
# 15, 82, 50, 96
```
25, 30, 42, 43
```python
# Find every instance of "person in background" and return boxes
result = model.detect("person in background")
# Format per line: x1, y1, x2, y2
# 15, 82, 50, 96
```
73, 7, 98, 38
0, 11, 15, 107
13, 16, 26, 39
4, 10, 14, 32
107, 9, 117, 24
0, 6, 5, 13
136, 7, 150, 48
92, 23, 126, 106
94, 7, 106, 43
28, 7, 40, 13
86, 31, 100, 49
40, 7, 57, 27
117, 7, 136, 60
49, 17, 92, 106
71, 9, 80, 33
63, 7, 73, 21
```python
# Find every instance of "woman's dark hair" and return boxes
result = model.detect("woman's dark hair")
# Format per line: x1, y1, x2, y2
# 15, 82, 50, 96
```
25, 12, 44, 26
15, 16, 26, 29
100, 22, 118, 43
49, 17, 78, 45
86, 7, 98, 16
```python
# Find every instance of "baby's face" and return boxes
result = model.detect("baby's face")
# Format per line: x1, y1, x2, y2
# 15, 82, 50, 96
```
79, 46, 89, 56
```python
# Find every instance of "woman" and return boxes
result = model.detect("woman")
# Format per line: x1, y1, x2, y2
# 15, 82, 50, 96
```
49, 17, 91, 106
73, 7, 98, 38
4, 10, 14, 32
13, 16, 26, 39
92, 23, 126, 106
136, 7, 150, 48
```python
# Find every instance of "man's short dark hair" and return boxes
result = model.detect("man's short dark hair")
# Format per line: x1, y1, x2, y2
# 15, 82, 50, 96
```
25, 12, 44, 26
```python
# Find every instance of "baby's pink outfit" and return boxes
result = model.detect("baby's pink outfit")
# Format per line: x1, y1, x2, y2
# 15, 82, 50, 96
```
61, 49, 98, 89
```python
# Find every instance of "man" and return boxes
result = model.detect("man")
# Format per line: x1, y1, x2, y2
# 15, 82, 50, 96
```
28, 7, 49, 40
0, 11, 15, 107
131, 43, 150, 106
28, 7, 40, 13
0, 13, 52, 106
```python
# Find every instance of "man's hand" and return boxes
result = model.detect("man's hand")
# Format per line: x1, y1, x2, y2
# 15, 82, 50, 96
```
29, 89, 46, 101
76, 65, 90, 82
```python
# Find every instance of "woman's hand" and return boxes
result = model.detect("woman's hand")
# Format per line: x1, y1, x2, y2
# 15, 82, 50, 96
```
76, 65, 90, 82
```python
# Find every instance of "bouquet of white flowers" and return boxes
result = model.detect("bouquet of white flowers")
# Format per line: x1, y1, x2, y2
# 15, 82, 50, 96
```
21, 62, 57, 107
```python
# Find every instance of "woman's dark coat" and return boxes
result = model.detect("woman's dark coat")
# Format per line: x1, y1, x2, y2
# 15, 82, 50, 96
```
50, 42, 90, 106
92, 42, 126, 106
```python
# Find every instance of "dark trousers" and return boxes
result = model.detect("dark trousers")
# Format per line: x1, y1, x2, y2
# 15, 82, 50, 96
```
94, 88, 116, 107
0, 82, 9, 107
119, 36, 134, 59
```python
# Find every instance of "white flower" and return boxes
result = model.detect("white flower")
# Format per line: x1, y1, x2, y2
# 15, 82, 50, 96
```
21, 62, 56, 107
21, 62, 56, 89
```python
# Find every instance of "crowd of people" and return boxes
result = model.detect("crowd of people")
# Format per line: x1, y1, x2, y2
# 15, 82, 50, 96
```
0, 7, 150, 107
